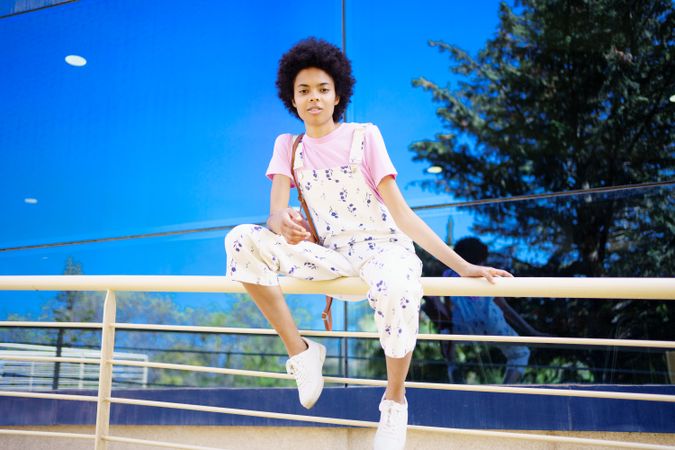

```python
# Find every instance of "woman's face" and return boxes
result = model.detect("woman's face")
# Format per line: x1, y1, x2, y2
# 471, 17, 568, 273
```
292, 67, 340, 127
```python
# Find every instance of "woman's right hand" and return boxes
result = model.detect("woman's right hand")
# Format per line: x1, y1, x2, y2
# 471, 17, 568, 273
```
267, 208, 312, 245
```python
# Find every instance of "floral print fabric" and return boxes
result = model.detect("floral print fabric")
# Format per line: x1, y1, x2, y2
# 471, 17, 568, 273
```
225, 124, 423, 358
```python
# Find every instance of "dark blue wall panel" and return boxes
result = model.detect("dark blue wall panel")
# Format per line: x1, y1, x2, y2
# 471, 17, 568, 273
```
1, 385, 674, 432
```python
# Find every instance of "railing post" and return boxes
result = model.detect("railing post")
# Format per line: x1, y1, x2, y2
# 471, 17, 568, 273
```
52, 326, 64, 390
343, 301, 349, 385
94, 289, 117, 450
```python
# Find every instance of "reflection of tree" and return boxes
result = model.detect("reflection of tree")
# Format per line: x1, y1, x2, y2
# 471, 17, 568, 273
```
2, 258, 313, 388
351, 301, 447, 383
410, 1, 674, 383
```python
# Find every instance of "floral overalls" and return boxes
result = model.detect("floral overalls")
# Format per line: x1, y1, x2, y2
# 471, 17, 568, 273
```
225, 124, 423, 358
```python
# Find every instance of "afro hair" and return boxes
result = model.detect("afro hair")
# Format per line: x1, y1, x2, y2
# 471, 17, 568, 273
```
276, 37, 355, 123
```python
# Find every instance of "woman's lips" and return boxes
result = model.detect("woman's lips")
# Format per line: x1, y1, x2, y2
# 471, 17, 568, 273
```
308, 107, 322, 114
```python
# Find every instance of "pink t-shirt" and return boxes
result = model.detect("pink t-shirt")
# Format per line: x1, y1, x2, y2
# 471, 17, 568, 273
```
265, 122, 397, 202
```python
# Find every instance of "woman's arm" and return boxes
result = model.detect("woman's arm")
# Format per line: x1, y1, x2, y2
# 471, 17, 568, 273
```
378, 176, 512, 283
267, 174, 313, 244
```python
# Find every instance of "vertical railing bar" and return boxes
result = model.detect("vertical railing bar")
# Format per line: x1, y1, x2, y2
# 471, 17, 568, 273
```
94, 289, 116, 450
142, 355, 148, 388
52, 326, 64, 390
29, 360, 35, 390
79, 357, 84, 389
343, 301, 348, 387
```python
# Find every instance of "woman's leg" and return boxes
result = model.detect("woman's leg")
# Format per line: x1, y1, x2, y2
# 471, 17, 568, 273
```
225, 224, 355, 409
241, 283, 306, 356
225, 224, 354, 357
385, 352, 413, 403
359, 245, 424, 403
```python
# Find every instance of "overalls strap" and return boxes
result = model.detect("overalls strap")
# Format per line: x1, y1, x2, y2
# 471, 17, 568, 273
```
348, 123, 369, 165
291, 134, 304, 171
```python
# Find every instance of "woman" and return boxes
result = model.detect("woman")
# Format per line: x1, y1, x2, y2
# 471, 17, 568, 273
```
225, 37, 512, 449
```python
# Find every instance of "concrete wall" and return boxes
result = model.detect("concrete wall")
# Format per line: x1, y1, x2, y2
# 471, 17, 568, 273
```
1, 425, 675, 450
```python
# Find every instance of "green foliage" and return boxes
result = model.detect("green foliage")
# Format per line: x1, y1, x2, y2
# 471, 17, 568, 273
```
410, 0, 674, 384
413, 1, 673, 201
409, 314, 448, 383
412, 1, 674, 278
351, 303, 387, 380
1, 258, 319, 389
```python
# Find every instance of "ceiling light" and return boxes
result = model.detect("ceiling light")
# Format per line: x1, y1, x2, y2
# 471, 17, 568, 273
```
24, 198, 38, 204
426, 166, 443, 174
65, 55, 87, 67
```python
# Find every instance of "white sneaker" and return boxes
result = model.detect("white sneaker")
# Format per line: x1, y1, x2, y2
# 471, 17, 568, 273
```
285, 338, 326, 409
373, 395, 408, 450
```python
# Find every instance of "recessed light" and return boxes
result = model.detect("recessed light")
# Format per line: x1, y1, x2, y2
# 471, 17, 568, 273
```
670, 94, 675, 103
24, 198, 38, 204
65, 55, 87, 67
426, 166, 443, 174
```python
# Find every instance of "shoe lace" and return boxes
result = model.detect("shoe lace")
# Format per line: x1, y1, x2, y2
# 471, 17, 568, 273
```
287, 358, 308, 387
379, 405, 404, 438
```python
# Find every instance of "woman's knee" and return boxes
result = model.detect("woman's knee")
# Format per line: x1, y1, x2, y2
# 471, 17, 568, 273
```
371, 276, 423, 309
224, 224, 260, 254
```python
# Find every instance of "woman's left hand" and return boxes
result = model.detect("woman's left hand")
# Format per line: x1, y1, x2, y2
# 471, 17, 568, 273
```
457, 264, 514, 284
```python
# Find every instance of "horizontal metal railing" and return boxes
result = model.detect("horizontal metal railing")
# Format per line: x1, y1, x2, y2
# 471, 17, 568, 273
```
0, 275, 674, 450
0, 274, 673, 298
4, 321, 675, 348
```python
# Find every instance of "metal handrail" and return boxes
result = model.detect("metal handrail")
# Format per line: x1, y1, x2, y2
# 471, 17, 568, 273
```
0, 389, 672, 450
0, 275, 674, 450
2, 320, 675, 348
0, 275, 673, 298
1, 354, 673, 402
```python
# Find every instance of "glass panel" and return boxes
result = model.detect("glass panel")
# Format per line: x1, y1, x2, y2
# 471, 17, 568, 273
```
0, 0, 74, 18
0, 0, 342, 248
0, 229, 343, 389
1, 0, 344, 389
1, 0, 672, 392
348, 184, 675, 385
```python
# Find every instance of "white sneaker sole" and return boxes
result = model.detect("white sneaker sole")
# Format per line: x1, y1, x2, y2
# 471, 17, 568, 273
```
302, 343, 326, 409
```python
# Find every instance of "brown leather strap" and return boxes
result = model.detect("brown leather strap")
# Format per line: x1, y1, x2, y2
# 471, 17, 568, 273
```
290, 134, 320, 244
290, 134, 333, 331
322, 296, 333, 331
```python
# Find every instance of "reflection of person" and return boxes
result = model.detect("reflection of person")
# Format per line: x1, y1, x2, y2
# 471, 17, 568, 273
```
224, 38, 512, 450
423, 237, 547, 384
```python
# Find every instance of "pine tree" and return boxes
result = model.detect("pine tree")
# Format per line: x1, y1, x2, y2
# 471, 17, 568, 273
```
412, 0, 674, 383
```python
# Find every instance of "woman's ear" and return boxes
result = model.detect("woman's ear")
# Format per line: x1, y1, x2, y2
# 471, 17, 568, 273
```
335, 96, 340, 105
